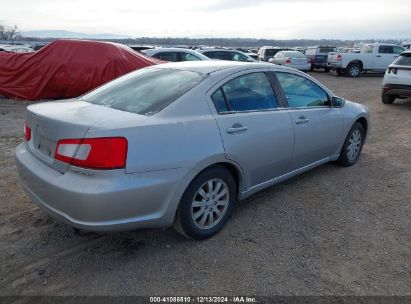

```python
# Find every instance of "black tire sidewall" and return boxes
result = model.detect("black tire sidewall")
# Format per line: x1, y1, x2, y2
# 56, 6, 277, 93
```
347, 63, 361, 77
337, 122, 365, 166
381, 93, 395, 104
176, 166, 237, 240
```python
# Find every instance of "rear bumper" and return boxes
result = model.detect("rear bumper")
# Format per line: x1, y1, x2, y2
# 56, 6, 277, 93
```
382, 84, 411, 97
327, 62, 343, 69
288, 63, 311, 71
15, 142, 192, 232
312, 62, 328, 68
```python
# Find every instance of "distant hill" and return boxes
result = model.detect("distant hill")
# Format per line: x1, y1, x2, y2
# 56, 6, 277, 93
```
21, 30, 132, 39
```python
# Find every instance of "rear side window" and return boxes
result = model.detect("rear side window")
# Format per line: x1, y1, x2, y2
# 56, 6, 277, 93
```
204, 51, 231, 60
276, 72, 330, 108
379, 45, 394, 54
319, 47, 336, 54
82, 68, 204, 115
394, 53, 411, 65
211, 72, 278, 113
181, 53, 201, 61
152, 52, 179, 61
231, 52, 249, 62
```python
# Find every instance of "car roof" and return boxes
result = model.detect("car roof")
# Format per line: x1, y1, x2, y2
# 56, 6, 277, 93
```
151, 60, 293, 74
199, 48, 240, 53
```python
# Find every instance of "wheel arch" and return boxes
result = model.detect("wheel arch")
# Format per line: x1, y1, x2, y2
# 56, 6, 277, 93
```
356, 116, 368, 136
348, 60, 363, 69
193, 160, 245, 199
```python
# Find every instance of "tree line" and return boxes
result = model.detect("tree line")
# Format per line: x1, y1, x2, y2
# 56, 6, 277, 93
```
0, 24, 21, 43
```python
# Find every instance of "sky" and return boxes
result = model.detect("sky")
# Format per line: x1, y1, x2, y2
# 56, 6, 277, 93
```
0, 0, 410, 39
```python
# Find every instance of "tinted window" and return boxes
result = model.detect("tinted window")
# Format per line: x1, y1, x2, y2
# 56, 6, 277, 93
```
379, 45, 394, 54
211, 73, 278, 113
152, 52, 179, 61
181, 52, 201, 61
265, 49, 280, 57
83, 68, 203, 115
319, 47, 336, 54
204, 51, 231, 60
276, 72, 330, 108
394, 53, 411, 65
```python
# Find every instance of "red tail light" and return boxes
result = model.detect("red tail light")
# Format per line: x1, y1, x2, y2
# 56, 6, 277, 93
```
285, 58, 292, 64
337, 55, 342, 61
24, 122, 31, 141
55, 137, 127, 170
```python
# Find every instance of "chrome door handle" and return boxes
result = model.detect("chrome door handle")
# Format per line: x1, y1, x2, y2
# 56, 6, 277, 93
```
295, 116, 310, 124
376, 55, 382, 57
226, 124, 248, 134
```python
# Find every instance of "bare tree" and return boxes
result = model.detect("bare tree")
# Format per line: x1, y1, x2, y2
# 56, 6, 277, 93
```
7, 25, 20, 44
0, 24, 6, 40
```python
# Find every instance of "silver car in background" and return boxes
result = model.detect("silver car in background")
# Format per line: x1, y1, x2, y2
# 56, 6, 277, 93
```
142, 47, 210, 62
197, 48, 256, 62
269, 50, 311, 71
16, 61, 370, 240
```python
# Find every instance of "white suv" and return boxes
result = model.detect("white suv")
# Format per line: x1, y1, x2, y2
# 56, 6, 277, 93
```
381, 50, 411, 104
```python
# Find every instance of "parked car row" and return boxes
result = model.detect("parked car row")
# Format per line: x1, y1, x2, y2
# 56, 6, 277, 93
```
0, 44, 34, 53
381, 50, 411, 104
328, 43, 406, 77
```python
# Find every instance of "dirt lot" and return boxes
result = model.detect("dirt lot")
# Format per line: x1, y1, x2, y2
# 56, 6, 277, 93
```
0, 72, 410, 297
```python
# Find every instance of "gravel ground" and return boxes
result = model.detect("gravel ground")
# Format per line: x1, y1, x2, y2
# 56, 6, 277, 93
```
0, 72, 410, 297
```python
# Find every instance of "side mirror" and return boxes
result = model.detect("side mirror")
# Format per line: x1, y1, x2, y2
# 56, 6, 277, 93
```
331, 96, 345, 108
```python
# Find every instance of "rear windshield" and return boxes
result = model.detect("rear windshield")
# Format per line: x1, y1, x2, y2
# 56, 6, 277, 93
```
265, 49, 281, 56
393, 53, 411, 66
318, 47, 336, 54
285, 51, 306, 58
82, 68, 204, 115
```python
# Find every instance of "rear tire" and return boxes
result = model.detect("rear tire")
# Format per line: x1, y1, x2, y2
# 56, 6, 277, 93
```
324, 67, 331, 72
335, 122, 365, 167
173, 166, 237, 240
346, 63, 362, 77
381, 93, 395, 104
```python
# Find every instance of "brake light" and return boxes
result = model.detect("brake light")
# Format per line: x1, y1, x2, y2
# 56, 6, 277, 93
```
285, 58, 292, 64
24, 122, 31, 141
55, 137, 127, 170
337, 55, 342, 61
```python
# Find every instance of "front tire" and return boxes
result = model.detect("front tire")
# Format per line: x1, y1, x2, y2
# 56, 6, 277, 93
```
335, 122, 365, 167
173, 166, 237, 240
346, 63, 362, 77
381, 93, 395, 104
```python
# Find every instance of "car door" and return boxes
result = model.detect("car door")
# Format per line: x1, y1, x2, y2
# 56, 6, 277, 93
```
374, 46, 399, 70
275, 71, 344, 171
207, 71, 294, 189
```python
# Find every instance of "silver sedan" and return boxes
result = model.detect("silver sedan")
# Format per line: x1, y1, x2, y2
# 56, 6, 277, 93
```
16, 61, 370, 240
269, 50, 312, 71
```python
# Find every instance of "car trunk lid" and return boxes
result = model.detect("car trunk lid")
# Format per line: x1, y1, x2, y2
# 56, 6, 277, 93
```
25, 100, 150, 173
